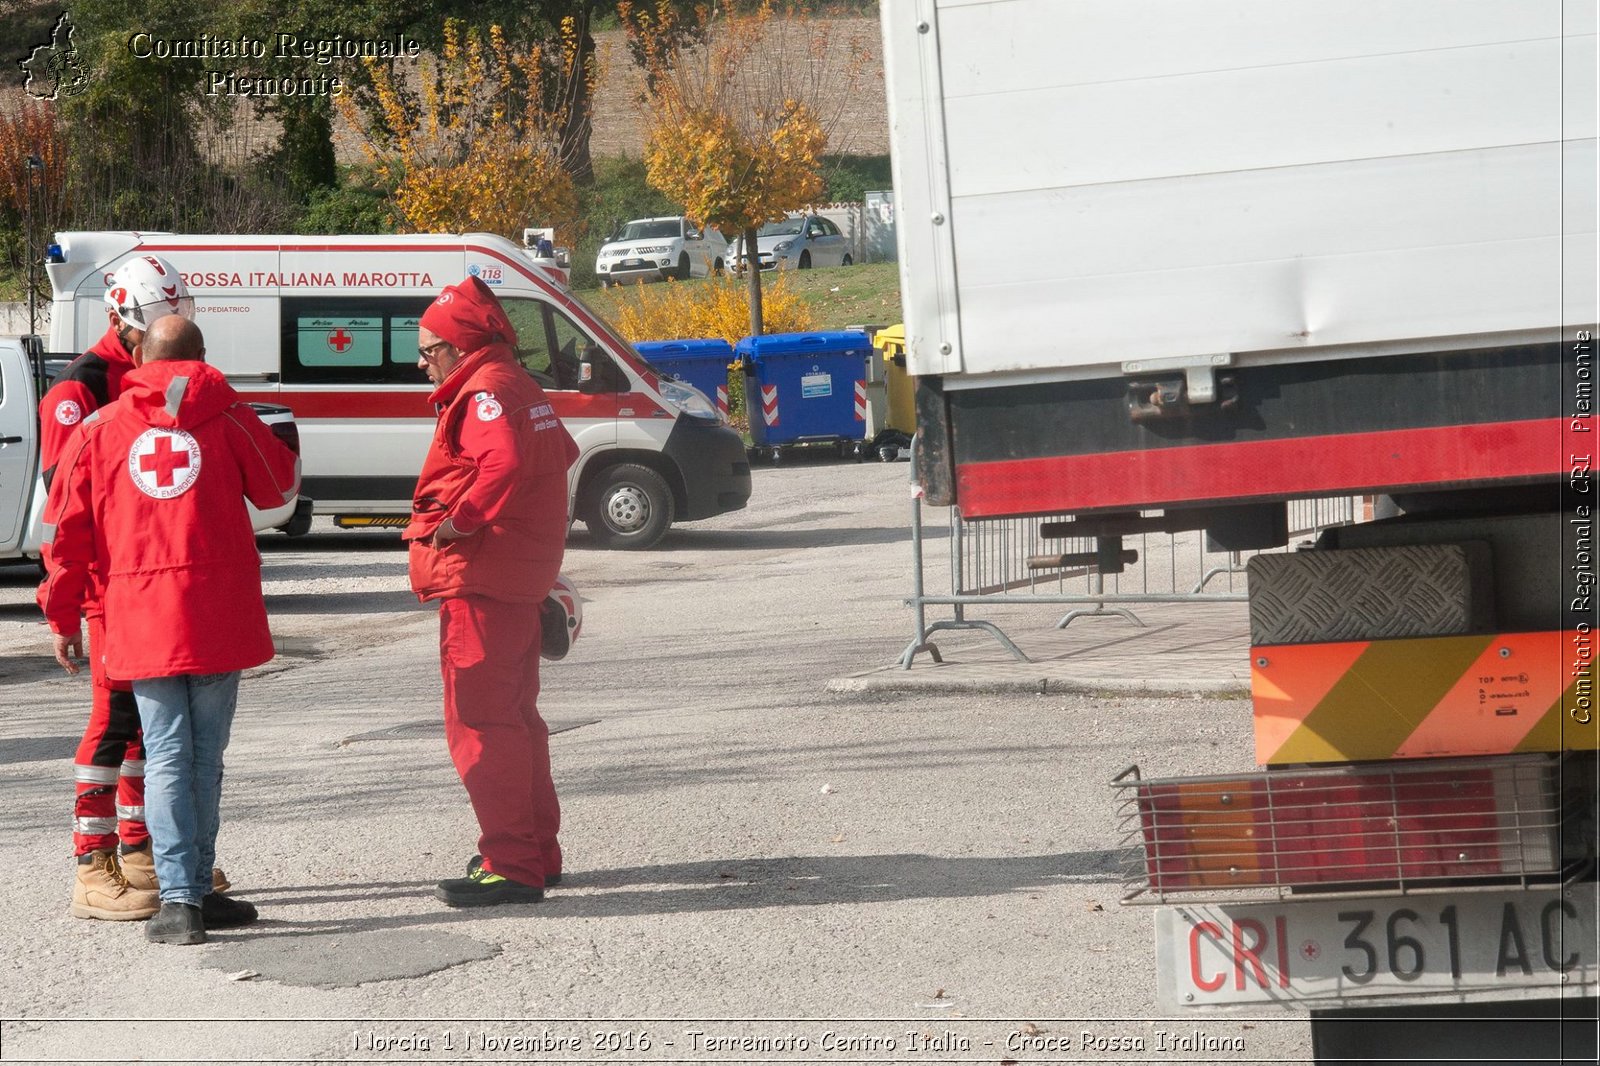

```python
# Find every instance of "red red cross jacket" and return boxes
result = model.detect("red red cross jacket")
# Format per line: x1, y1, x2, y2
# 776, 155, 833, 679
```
404, 344, 579, 604
39, 326, 136, 485
38, 360, 301, 679
37, 327, 136, 620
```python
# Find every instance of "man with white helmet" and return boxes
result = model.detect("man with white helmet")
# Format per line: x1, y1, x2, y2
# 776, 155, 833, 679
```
38, 254, 225, 921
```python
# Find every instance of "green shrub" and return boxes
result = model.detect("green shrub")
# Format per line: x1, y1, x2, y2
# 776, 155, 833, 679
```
294, 174, 396, 235
821, 154, 893, 203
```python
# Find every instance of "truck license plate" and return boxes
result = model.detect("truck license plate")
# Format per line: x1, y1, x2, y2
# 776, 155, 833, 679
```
1154, 883, 1597, 1010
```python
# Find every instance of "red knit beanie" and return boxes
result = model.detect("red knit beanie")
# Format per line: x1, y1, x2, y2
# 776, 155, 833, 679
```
420, 275, 518, 352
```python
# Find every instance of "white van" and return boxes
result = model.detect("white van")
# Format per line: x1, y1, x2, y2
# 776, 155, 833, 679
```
44, 232, 753, 549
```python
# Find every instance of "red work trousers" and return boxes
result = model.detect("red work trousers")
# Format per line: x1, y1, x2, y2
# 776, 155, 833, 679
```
439, 594, 562, 887
73, 614, 147, 855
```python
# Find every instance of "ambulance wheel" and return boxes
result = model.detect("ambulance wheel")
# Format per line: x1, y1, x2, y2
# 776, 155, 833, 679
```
585, 464, 674, 550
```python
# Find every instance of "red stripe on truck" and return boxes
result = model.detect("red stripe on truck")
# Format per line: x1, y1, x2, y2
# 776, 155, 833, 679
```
953, 417, 1567, 518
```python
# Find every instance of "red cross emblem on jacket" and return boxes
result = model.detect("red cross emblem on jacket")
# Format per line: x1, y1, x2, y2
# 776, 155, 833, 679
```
127, 429, 202, 499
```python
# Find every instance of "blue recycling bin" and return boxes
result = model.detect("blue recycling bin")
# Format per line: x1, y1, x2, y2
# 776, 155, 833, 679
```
735, 331, 872, 448
634, 339, 735, 418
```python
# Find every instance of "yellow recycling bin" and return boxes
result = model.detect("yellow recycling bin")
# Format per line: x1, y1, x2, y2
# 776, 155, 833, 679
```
869, 323, 917, 460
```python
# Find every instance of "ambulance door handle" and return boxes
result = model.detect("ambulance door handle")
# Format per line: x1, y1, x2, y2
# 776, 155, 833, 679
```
0, 436, 23, 445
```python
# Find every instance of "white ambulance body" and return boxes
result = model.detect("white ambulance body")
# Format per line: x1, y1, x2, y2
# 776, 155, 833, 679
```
44, 232, 753, 549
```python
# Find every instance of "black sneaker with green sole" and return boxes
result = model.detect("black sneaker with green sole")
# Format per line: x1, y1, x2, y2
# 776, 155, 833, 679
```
437, 867, 544, 907
467, 853, 561, 886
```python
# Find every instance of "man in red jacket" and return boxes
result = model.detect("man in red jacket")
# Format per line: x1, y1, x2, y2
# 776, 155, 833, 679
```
404, 276, 578, 907
40, 315, 300, 945
38, 255, 223, 919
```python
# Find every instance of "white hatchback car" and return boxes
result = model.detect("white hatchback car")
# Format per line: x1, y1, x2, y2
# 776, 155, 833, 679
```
728, 214, 853, 271
595, 217, 727, 286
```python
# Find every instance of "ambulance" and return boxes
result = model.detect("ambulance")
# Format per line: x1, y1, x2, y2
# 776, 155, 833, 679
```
44, 232, 753, 549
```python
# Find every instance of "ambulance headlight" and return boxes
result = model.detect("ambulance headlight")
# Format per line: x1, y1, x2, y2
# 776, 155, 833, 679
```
659, 378, 719, 423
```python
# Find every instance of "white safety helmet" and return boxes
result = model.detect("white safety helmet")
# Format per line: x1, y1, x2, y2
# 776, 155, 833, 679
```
539, 574, 582, 661
105, 255, 194, 332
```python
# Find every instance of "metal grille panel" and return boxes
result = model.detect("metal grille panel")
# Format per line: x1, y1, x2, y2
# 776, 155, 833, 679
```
1246, 543, 1491, 645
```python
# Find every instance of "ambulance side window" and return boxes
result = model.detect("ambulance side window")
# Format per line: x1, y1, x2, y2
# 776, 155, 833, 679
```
281, 297, 432, 385
500, 298, 622, 393
499, 298, 562, 388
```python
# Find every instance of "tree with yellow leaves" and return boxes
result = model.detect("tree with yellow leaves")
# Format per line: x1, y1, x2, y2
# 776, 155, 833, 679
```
338, 18, 595, 241
620, 1, 872, 335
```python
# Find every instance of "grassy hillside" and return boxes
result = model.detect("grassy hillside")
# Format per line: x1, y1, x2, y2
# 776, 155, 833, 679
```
578, 260, 903, 334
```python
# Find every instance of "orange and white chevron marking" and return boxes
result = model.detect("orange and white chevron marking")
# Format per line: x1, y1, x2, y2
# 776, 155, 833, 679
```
854, 379, 867, 421
715, 385, 728, 419
1252, 631, 1595, 764
761, 384, 779, 427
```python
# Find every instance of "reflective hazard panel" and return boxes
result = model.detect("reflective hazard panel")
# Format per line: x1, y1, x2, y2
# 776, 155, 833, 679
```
1252, 632, 1595, 764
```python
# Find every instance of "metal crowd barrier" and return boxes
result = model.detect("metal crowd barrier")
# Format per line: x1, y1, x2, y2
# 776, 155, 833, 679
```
899, 437, 1364, 668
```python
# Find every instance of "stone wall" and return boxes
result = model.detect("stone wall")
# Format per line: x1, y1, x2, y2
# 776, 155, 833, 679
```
0, 303, 48, 337
585, 19, 887, 160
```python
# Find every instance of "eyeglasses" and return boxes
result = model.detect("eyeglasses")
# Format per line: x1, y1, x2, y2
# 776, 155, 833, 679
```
418, 340, 452, 360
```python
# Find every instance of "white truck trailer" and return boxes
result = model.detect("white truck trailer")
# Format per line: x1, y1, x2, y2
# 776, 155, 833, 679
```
881, 1, 1596, 1059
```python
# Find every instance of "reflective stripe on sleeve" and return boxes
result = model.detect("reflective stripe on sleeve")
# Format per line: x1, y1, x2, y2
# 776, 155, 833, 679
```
74, 816, 117, 834
119, 759, 145, 777
115, 804, 145, 822
40, 522, 55, 543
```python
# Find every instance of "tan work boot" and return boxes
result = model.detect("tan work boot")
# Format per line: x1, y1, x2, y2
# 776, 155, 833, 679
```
70, 850, 159, 921
119, 844, 232, 894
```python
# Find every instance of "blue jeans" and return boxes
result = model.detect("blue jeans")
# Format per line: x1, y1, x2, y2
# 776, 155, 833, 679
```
133, 672, 240, 906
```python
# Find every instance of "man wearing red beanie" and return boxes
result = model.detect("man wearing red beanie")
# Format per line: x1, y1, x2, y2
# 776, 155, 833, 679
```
405, 276, 579, 906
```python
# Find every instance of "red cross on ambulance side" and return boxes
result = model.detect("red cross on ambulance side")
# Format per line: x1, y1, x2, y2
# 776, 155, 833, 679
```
126, 428, 203, 499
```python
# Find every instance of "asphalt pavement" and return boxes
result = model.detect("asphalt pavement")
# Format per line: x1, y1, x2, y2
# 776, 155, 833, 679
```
0, 456, 1300, 1064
